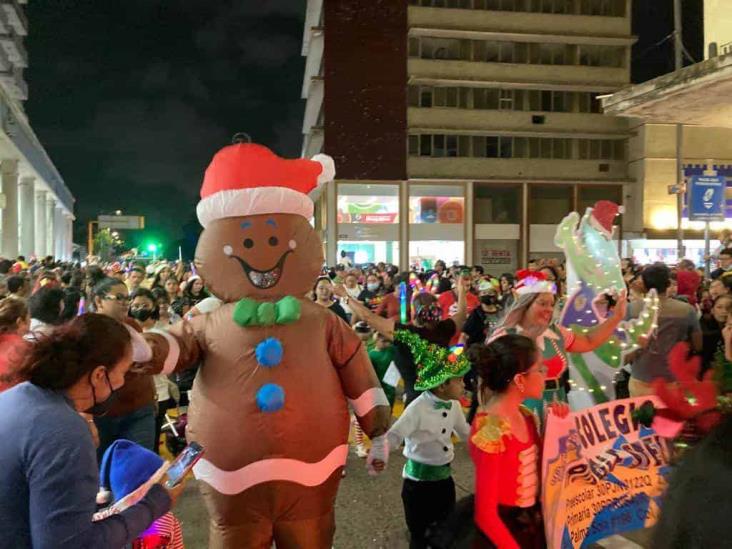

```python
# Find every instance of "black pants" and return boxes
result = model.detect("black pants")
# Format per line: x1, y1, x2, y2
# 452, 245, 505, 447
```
402, 477, 456, 549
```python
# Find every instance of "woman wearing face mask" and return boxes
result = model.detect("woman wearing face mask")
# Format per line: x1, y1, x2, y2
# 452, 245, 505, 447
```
129, 288, 179, 456
0, 297, 30, 392
489, 269, 626, 418
336, 277, 469, 406
357, 273, 386, 313
92, 278, 157, 459
0, 314, 177, 548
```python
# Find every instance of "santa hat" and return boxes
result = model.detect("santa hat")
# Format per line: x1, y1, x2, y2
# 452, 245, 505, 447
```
590, 200, 624, 237
196, 134, 335, 228
514, 269, 557, 296
97, 439, 163, 505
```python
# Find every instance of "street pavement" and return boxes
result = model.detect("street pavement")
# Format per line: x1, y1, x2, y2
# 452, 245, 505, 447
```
175, 444, 651, 548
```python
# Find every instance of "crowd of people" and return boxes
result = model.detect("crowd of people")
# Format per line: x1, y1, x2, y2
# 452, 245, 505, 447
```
0, 241, 731, 548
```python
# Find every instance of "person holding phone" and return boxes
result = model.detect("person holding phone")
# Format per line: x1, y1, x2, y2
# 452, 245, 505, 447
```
98, 440, 189, 548
0, 314, 177, 549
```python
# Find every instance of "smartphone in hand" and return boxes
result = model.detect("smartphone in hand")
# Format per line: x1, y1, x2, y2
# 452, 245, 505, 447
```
165, 442, 205, 488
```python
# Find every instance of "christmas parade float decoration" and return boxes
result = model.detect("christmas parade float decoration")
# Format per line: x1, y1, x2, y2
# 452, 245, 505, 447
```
554, 200, 659, 407
144, 135, 391, 548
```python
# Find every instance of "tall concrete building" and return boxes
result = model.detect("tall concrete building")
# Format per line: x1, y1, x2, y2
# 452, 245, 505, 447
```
302, 0, 634, 270
0, 0, 74, 261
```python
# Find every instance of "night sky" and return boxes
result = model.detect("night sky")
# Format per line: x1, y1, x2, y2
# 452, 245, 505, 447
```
26, 0, 306, 258
24, 1, 702, 258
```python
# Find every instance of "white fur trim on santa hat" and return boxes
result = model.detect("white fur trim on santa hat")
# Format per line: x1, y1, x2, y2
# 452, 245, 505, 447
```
197, 186, 314, 228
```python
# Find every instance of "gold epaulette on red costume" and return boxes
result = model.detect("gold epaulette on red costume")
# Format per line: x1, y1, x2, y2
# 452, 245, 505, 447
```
471, 405, 537, 453
471, 413, 510, 454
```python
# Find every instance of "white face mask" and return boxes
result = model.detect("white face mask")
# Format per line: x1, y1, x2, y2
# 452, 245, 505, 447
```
367, 283, 380, 292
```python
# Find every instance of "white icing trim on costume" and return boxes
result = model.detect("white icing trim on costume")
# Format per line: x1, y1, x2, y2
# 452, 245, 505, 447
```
348, 387, 390, 417
193, 444, 349, 495
148, 329, 180, 374
196, 187, 314, 228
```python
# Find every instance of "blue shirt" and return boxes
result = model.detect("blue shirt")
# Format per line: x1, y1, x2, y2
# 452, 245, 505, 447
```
0, 382, 170, 549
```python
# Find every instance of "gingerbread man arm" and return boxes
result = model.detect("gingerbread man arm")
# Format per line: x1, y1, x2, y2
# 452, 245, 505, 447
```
139, 316, 207, 375
326, 313, 390, 439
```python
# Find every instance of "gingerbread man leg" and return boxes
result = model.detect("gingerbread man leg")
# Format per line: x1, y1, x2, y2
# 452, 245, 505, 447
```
199, 469, 342, 549
273, 510, 336, 549
199, 482, 274, 549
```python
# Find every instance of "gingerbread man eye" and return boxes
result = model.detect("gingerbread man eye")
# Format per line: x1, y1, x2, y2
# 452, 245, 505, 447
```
243, 238, 254, 249
268, 236, 279, 247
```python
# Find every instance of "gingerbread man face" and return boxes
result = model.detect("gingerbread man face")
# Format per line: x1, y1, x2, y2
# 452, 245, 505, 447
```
193, 140, 334, 302
196, 213, 323, 302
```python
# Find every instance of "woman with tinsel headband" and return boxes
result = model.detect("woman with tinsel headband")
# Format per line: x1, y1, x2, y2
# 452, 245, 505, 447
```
488, 269, 626, 418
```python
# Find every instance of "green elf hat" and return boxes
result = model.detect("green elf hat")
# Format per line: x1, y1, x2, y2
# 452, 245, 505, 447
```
395, 330, 471, 391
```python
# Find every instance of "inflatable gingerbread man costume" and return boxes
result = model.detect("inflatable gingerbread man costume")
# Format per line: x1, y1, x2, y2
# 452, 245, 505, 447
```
148, 138, 391, 548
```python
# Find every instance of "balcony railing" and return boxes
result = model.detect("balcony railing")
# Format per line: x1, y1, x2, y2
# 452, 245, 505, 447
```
0, 0, 27, 36
0, 65, 26, 100
0, 28, 26, 67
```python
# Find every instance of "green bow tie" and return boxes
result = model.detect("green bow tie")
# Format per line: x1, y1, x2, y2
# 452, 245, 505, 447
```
232, 296, 301, 327
433, 401, 452, 411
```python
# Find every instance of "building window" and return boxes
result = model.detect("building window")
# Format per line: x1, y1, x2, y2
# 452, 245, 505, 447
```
475, 184, 522, 224
578, 139, 624, 160
532, 43, 570, 65
412, 0, 625, 15
446, 135, 458, 157
420, 135, 432, 156
498, 89, 514, 110
579, 45, 624, 68
580, 0, 625, 17
530, 186, 572, 224
410, 134, 626, 161
418, 37, 464, 60
434, 87, 459, 107
578, 185, 623, 214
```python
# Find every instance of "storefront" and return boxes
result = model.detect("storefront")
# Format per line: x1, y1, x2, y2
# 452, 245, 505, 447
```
408, 183, 465, 269
335, 183, 400, 265
319, 179, 626, 273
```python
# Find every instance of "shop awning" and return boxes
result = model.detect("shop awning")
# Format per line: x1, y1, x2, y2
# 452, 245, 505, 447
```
600, 52, 732, 128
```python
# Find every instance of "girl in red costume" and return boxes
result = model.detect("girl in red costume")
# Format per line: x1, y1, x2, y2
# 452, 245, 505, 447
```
467, 334, 567, 549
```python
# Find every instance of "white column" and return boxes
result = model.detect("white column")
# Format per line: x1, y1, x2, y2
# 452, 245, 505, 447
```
64, 215, 73, 260
45, 194, 55, 259
325, 179, 337, 266
1, 159, 19, 258
34, 189, 46, 258
53, 206, 63, 259
18, 176, 35, 258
